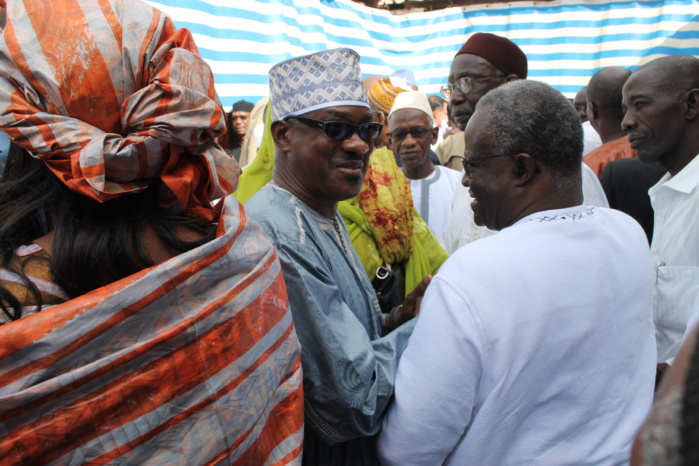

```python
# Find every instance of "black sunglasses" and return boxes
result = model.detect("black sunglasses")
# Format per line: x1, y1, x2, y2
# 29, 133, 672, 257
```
288, 116, 382, 143
388, 127, 432, 141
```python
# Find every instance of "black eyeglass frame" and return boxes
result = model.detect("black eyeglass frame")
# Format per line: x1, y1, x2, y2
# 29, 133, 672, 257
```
387, 126, 433, 142
461, 152, 521, 177
287, 116, 383, 143
440, 75, 505, 100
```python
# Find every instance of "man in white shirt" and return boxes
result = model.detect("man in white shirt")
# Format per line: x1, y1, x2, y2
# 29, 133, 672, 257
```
379, 80, 656, 465
622, 55, 699, 364
388, 91, 461, 243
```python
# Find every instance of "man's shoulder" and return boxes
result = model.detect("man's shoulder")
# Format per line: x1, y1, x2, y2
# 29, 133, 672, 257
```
245, 186, 302, 240
586, 136, 634, 160
443, 230, 512, 274
603, 157, 666, 183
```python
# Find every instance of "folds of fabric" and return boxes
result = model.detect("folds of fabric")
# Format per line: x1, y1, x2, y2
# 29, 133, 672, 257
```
0, 0, 239, 222
357, 147, 414, 264
0, 196, 304, 465
338, 147, 447, 296
234, 103, 274, 203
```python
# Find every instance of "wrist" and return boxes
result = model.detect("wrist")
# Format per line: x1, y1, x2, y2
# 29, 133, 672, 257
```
386, 305, 401, 330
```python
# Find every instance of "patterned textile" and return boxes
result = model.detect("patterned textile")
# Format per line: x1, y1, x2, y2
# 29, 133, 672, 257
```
0, 244, 68, 324
268, 48, 368, 121
338, 147, 448, 297
367, 77, 410, 114
0, 0, 239, 222
0, 197, 304, 465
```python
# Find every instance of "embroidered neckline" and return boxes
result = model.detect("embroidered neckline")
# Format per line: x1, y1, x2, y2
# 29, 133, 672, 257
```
524, 206, 596, 223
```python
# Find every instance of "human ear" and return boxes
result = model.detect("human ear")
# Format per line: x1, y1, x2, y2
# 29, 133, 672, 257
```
387, 132, 396, 153
512, 152, 537, 186
271, 120, 291, 152
684, 88, 699, 120
587, 102, 598, 121
504, 74, 519, 83
430, 127, 439, 145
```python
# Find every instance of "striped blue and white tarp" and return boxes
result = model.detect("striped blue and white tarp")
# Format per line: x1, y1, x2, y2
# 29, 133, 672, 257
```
146, 0, 699, 108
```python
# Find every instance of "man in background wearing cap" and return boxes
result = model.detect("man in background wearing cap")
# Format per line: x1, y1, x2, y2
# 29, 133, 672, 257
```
222, 99, 254, 161
379, 79, 655, 466
439, 33, 528, 252
388, 91, 461, 243
441, 32, 608, 254
367, 76, 441, 168
366, 76, 412, 148
245, 48, 430, 465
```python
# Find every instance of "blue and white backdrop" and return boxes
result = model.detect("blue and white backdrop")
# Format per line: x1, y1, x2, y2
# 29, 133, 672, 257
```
146, 0, 699, 108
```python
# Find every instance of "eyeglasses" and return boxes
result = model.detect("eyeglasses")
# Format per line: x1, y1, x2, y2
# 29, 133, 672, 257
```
440, 75, 504, 100
289, 116, 383, 143
230, 114, 248, 121
461, 152, 520, 177
388, 127, 432, 141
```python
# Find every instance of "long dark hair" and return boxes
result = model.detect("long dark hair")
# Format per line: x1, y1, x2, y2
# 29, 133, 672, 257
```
0, 144, 217, 322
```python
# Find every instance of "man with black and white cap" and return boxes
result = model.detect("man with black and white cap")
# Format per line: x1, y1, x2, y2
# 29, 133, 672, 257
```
245, 48, 430, 465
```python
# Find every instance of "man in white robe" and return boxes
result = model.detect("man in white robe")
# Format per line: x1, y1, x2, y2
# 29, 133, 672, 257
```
387, 91, 461, 243
378, 80, 656, 465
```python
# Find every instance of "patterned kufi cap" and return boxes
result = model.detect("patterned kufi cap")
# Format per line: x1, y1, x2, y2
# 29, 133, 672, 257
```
367, 77, 412, 114
269, 48, 369, 121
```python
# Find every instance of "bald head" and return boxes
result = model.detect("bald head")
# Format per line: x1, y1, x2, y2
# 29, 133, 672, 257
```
586, 67, 631, 141
588, 67, 631, 111
633, 55, 699, 95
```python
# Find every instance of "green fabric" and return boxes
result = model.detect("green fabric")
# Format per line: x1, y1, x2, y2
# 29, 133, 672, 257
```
405, 208, 448, 296
339, 199, 447, 298
234, 103, 274, 204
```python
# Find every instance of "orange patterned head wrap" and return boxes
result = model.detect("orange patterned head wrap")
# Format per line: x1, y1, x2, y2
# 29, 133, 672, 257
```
0, 0, 239, 221
367, 77, 412, 114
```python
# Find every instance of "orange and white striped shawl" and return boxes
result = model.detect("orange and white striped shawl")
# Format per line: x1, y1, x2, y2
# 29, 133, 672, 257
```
0, 196, 304, 465
0, 0, 240, 221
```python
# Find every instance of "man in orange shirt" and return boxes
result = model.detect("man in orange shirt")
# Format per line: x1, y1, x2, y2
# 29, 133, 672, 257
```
584, 67, 635, 176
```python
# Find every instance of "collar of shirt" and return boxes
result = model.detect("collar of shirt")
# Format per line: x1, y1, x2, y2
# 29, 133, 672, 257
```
652, 153, 699, 195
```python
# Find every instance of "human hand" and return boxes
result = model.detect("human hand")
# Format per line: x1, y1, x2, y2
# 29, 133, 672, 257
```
385, 275, 432, 331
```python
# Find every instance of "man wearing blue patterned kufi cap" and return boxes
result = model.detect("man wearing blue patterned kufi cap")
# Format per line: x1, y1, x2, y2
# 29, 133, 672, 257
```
246, 48, 431, 465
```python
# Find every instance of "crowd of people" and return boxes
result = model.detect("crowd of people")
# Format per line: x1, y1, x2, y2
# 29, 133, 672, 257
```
1, 0, 698, 464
